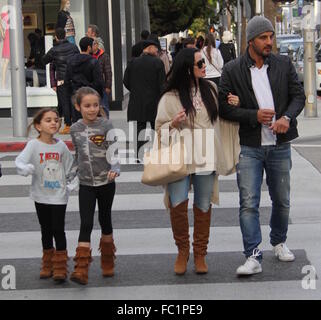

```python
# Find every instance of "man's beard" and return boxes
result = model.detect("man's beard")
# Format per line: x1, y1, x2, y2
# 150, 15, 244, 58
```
252, 43, 272, 58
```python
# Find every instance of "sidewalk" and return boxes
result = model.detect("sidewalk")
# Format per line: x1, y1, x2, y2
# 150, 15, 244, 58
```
1, 103, 321, 152
0, 110, 128, 152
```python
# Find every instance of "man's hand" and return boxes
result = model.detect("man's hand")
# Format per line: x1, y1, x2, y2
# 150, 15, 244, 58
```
105, 88, 111, 95
52, 87, 57, 92
257, 109, 276, 125
269, 117, 290, 135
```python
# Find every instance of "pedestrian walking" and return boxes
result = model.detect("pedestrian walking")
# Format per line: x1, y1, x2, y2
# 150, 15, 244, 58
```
65, 36, 105, 122
219, 31, 237, 65
123, 39, 166, 161
219, 16, 306, 276
15, 108, 75, 282
87, 24, 105, 51
202, 33, 224, 87
69, 87, 120, 285
42, 28, 80, 134
92, 38, 113, 119
131, 29, 150, 58
155, 48, 239, 275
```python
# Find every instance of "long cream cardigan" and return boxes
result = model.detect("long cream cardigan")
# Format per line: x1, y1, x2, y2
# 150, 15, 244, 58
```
155, 90, 240, 209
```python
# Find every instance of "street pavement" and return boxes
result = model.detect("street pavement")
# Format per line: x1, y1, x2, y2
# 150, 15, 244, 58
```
0, 105, 321, 300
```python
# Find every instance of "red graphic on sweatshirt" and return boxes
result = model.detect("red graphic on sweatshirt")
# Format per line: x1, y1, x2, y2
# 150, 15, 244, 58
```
39, 153, 60, 164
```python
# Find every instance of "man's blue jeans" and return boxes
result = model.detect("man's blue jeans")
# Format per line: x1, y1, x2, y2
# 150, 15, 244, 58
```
168, 172, 215, 212
237, 144, 292, 260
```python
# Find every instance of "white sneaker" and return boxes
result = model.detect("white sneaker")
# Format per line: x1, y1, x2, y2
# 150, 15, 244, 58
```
236, 249, 263, 276
273, 243, 295, 262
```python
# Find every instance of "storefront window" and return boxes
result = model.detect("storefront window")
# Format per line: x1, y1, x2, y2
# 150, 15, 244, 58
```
0, 0, 10, 92
23, 0, 60, 88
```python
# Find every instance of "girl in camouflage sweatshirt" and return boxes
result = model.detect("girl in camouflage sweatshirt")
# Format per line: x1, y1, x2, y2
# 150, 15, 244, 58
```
69, 87, 120, 285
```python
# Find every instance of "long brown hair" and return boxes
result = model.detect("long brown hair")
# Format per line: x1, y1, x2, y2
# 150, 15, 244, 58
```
205, 33, 216, 64
27, 108, 60, 135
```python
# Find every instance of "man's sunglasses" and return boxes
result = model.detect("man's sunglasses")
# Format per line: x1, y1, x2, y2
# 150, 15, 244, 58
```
195, 58, 205, 69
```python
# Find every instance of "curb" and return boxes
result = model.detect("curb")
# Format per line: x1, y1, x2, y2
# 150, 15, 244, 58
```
0, 141, 74, 153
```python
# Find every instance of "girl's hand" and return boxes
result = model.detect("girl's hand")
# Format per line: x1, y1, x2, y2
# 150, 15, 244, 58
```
170, 109, 187, 129
107, 171, 119, 182
26, 164, 35, 175
227, 93, 240, 107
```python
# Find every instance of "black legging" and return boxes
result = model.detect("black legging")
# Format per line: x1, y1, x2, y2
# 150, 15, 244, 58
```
78, 183, 116, 243
35, 203, 67, 251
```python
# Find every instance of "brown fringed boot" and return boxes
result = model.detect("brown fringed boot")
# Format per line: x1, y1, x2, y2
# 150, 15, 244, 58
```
70, 246, 92, 285
99, 238, 116, 277
40, 248, 54, 279
193, 205, 212, 274
170, 199, 190, 275
52, 250, 68, 282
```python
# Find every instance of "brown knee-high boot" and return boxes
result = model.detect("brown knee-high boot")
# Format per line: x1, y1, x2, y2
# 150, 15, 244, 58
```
40, 249, 55, 279
99, 238, 116, 277
193, 205, 212, 274
70, 246, 92, 285
52, 250, 68, 282
170, 199, 190, 275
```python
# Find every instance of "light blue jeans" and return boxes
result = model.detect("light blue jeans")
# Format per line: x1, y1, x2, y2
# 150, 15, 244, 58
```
237, 144, 292, 261
168, 172, 215, 212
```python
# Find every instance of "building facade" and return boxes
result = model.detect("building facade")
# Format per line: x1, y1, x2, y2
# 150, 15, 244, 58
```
0, 0, 150, 116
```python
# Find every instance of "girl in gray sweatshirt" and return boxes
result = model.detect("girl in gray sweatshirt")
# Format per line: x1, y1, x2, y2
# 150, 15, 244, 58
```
69, 87, 120, 285
15, 108, 75, 282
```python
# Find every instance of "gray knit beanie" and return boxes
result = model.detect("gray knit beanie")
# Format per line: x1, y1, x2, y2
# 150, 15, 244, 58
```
246, 16, 275, 43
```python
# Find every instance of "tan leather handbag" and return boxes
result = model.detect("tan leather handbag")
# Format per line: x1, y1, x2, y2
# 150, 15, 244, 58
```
141, 130, 189, 186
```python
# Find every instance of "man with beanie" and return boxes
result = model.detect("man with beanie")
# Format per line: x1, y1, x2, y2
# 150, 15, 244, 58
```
219, 16, 305, 276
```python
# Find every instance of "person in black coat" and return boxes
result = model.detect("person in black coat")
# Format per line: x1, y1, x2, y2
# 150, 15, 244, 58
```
124, 40, 166, 160
131, 30, 150, 58
42, 28, 79, 131
65, 36, 105, 122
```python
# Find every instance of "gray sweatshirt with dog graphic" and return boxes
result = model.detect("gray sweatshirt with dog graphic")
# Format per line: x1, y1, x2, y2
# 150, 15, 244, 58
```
69, 118, 120, 187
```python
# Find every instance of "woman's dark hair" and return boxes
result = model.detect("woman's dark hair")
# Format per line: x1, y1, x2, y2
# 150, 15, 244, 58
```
196, 36, 205, 50
28, 108, 60, 135
205, 33, 216, 64
163, 48, 218, 124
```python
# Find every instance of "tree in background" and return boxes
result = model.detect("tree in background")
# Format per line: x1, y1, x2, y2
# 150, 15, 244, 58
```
149, 0, 207, 36
149, 0, 237, 36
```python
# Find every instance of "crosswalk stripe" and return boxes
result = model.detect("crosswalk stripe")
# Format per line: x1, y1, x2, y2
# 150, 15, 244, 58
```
0, 223, 315, 260
0, 148, 318, 298
0, 191, 273, 214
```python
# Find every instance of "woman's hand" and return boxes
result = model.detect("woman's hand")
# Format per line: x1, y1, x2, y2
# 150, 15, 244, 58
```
227, 93, 240, 107
107, 171, 119, 182
170, 109, 187, 129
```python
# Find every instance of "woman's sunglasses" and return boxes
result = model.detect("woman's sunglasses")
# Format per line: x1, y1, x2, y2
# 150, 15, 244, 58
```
195, 58, 205, 69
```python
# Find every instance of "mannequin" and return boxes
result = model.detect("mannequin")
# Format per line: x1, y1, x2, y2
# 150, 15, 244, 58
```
219, 31, 236, 65
0, 8, 10, 89
56, 0, 75, 44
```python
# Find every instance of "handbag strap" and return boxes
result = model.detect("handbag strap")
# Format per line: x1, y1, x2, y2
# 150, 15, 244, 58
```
203, 49, 222, 75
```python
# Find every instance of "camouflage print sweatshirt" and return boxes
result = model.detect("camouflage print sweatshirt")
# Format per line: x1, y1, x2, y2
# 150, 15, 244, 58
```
69, 118, 120, 187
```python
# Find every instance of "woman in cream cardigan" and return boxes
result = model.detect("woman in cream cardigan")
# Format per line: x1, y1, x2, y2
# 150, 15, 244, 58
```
155, 48, 239, 276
